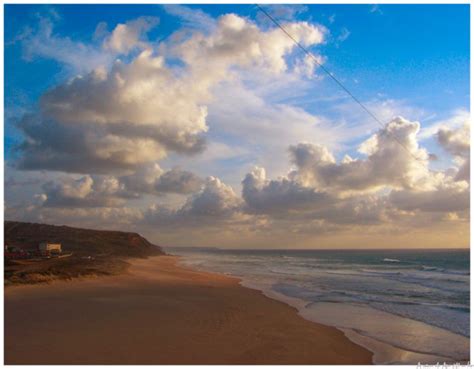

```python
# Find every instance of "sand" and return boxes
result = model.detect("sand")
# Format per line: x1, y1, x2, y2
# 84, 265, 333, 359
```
4, 255, 373, 365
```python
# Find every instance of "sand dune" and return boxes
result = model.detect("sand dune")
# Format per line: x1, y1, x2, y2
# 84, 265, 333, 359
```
5, 256, 372, 364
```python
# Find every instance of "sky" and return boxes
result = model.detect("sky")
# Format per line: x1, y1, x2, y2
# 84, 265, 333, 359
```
4, 4, 470, 249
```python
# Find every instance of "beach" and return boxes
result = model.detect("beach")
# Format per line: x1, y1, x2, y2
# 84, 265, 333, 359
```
4, 255, 372, 365
172, 248, 470, 364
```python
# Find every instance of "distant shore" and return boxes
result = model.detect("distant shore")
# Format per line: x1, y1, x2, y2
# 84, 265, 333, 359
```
5, 255, 372, 365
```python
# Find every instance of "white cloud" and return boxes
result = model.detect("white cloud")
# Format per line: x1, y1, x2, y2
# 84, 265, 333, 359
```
16, 13, 327, 175
436, 117, 470, 182
18, 11, 160, 74
38, 166, 205, 208
240, 117, 469, 229
437, 120, 470, 158
418, 109, 469, 140
7, 8, 469, 246
389, 183, 469, 213
242, 166, 330, 214
162, 4, 216, 32
290, 117, 431, 194
144, 176, 245, 228
39, 175, 125, 208
21, 15, 112, 74
171, 13, 326, 78
103, 16, 159, 53
206, 80, 345, 179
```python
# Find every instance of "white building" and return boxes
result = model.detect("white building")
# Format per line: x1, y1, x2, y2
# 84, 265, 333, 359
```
39, 242, 62, 253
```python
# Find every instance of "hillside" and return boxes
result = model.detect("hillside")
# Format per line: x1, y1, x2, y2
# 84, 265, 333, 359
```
5, 221, 164, 257
4, 221, 164, 285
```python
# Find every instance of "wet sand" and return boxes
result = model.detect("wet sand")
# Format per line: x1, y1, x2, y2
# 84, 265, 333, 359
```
5, 255, 373, 364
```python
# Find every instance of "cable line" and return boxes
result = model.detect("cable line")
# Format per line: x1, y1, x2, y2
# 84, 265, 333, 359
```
255, 4, 427, 164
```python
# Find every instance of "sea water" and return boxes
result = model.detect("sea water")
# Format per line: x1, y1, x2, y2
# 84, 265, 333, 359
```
166, 248, 470, 364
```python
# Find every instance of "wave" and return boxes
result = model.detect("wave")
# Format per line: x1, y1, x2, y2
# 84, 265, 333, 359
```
175, 249, 470, 348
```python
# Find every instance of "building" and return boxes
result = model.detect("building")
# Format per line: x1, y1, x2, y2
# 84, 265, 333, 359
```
38, 242, 62, 254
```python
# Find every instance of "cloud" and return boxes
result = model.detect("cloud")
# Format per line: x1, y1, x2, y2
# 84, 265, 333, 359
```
18, 10, 160, 74
155, 168, 203, 194
38, 166, 205, 208
16, 50, 208, 173
6, 8, 469, 247
389, 184, 469, 213
21, 12, 112, 73
16, 13, 327, 175
179, 176, 241, 217
290, 117, 431, 194
119, 165, 203, 195
418, 109, 469, 140
437, 120, 470, 158
144, 176, 245, 228
255, 4, 309, 23
103, 16, 159, 53
242, 166, 330, 214
240, 166, 393, 226
436, 116, 470, 182
162, 4, 216, 32
369, 4, 383, 14
39, 175, 124, 208
240, 117, 469, 228
172, 13, 326, 77
5, 202, 144, 230
205, 79, 344, 179
336, 27, 350, 44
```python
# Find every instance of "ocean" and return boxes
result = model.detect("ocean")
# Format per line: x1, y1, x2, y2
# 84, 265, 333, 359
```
166, 247, 470, 364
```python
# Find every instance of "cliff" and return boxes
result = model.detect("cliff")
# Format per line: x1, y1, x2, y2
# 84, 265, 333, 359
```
5, 221, 164, 257
4, 221, 164, 285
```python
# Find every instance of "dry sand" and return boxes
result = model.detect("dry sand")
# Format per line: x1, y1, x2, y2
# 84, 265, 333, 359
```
5, 255, 373, 364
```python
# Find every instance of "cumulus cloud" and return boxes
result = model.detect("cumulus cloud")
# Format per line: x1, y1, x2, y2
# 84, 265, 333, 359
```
16, 13, 326, 175
241, 166, 392, 226
437, 120, 470, 158
16, 50, 208, 172
5, 202, 144, 230
242, 166, 330, 214
36, 166, 205, 209
39, 175, 124, 208
18, 11, 160, 74
155, 168, 203, 194
119, 165, 203, 195
290, 117, 430, 194
173, 13, 326, 78
179, 176, 241, 217
389, 184, 469, 213
144, 176, 244, 228
7, 7, 469, 247
240, 117, 469, 229
437, 118, 470, 182
103, 16, 159, 53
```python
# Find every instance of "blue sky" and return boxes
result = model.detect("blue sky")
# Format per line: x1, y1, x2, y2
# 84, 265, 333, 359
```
5, 4, 470, 163
4, 4, 470, 248
5, 4, 470, 123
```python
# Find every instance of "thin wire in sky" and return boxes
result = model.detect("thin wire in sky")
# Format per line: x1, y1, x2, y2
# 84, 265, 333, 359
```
255, 4, 427, 165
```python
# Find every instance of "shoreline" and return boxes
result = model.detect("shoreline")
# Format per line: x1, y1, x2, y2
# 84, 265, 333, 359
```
5, 255, 373, 365
175, 254, 470, 365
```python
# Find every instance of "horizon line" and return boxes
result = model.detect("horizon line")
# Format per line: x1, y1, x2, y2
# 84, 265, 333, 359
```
164, 246, 470, 251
